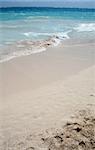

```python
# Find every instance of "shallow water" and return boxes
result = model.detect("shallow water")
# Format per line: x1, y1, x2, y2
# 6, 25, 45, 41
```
0, 7, 95, 62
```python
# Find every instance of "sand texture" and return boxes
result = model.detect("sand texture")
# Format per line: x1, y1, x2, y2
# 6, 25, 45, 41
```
0, 65, 95, 150
0, 43, 95, 149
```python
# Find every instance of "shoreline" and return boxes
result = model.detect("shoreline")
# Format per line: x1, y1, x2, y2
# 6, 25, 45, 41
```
0, 42, 95, 96
0, 37, 95, 63
0, 34, 68, 63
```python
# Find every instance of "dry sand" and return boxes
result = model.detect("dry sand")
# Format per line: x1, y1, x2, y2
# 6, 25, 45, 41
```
0, 43, 95, 149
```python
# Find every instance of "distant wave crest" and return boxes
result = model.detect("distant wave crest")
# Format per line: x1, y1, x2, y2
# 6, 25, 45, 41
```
74, 23, 95, 32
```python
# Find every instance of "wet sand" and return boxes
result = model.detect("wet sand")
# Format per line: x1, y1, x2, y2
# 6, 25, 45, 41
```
0, 42, 95, 96
0, 42, 95, 149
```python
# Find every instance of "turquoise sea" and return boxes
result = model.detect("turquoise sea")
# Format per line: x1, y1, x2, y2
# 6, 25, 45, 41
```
0, 7, 95, 62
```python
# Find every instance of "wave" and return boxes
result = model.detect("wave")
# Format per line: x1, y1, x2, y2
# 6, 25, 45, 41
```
0, 38, 61, 63
74, 23, 95, 32
0, 31, 71, 63
23, 30, 71, 39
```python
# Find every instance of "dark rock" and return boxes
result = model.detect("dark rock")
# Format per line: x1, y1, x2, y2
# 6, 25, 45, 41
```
74, 127, 82, 132
79, 141, 85, 146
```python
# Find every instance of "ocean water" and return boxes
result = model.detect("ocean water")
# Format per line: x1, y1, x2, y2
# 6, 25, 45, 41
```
0, 7, 95, 62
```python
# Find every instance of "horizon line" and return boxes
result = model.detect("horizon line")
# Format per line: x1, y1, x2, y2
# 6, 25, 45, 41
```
0, 6, 95, 9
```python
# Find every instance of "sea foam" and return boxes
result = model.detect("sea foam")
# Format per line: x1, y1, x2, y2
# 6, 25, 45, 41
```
74, 23, 95, 32
0, 31, 71, 63
0, 29, 72, 63
0, 47, 46, 63
23, 30, 71, 39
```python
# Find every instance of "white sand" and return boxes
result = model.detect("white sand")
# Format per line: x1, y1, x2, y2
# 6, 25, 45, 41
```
0, 43, 95, 149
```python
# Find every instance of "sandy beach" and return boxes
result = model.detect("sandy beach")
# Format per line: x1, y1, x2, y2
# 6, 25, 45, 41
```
0, 42, 95, 149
